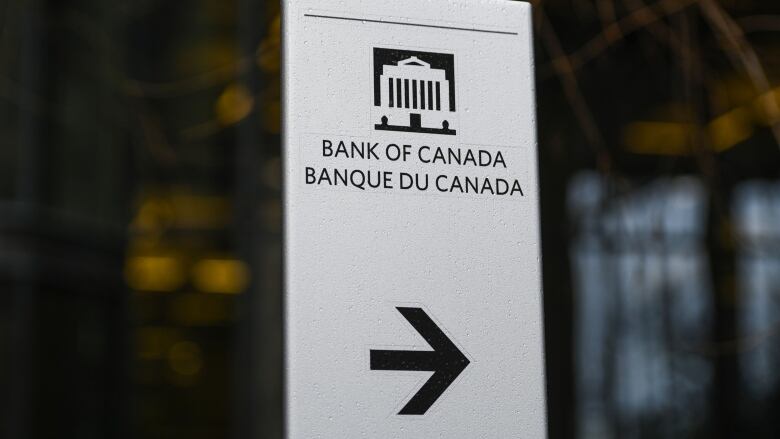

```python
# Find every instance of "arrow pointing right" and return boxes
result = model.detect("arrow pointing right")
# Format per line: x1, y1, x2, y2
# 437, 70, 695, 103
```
370, 307, 470, 415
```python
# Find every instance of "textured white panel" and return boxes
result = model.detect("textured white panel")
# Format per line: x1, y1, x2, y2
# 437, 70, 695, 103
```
283, 1, 545, 437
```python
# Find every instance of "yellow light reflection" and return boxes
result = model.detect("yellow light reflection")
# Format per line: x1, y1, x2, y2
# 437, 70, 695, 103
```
708, 108, 753, 152
752, 88, 780, 126
216, 83, 254, 126
125, 255, 185, 292
169, 293, 231, 326
168, 341, 203, 377
131, 193, 230, 232
624, 108, 754, 155
256, 14, 281, 73
191, 258, 249, 294
623, 121, 692, 155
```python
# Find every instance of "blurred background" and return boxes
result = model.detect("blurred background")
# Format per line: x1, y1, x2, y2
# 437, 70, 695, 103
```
1, 0, 779, 437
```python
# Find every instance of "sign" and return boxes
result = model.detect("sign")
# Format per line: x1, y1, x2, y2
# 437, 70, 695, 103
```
283, 0, 546, 437
369, 307, 470, 415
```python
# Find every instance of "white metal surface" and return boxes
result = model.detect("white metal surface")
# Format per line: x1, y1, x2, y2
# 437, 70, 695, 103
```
283, 0, 546, 437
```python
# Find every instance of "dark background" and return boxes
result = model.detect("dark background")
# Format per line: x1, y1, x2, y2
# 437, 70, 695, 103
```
1, 0, 780, 438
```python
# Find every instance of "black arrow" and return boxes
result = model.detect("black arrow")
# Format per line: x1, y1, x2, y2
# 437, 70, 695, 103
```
370, 307, 470, 415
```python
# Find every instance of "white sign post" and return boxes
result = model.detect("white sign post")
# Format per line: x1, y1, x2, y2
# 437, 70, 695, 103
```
283, 0, 546, 436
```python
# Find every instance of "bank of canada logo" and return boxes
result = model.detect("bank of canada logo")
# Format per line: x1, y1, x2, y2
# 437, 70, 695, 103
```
373, 48, 456, 136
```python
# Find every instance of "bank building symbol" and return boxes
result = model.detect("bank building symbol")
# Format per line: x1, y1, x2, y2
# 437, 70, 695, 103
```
373, 48, 456, 135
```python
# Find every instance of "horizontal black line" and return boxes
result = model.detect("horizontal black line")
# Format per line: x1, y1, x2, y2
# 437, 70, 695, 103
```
304, 14, 518, 35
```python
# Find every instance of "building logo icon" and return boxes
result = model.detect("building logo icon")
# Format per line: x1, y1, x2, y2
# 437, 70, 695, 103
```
373, 48, 456, 135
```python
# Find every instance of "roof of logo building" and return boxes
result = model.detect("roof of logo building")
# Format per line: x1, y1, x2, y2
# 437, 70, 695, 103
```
397, 56, 429, 68
381, 56, 447, 80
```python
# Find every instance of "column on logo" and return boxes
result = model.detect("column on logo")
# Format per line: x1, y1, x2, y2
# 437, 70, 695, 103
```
412, 80, 418, 109
403, 79, 410, 109
435, 81, 441, 111
383, 76, 395, 108
387, 77, 394, 107
420, 79, 426, 109
428, 81, 434, 111
396, 78, 403, 110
